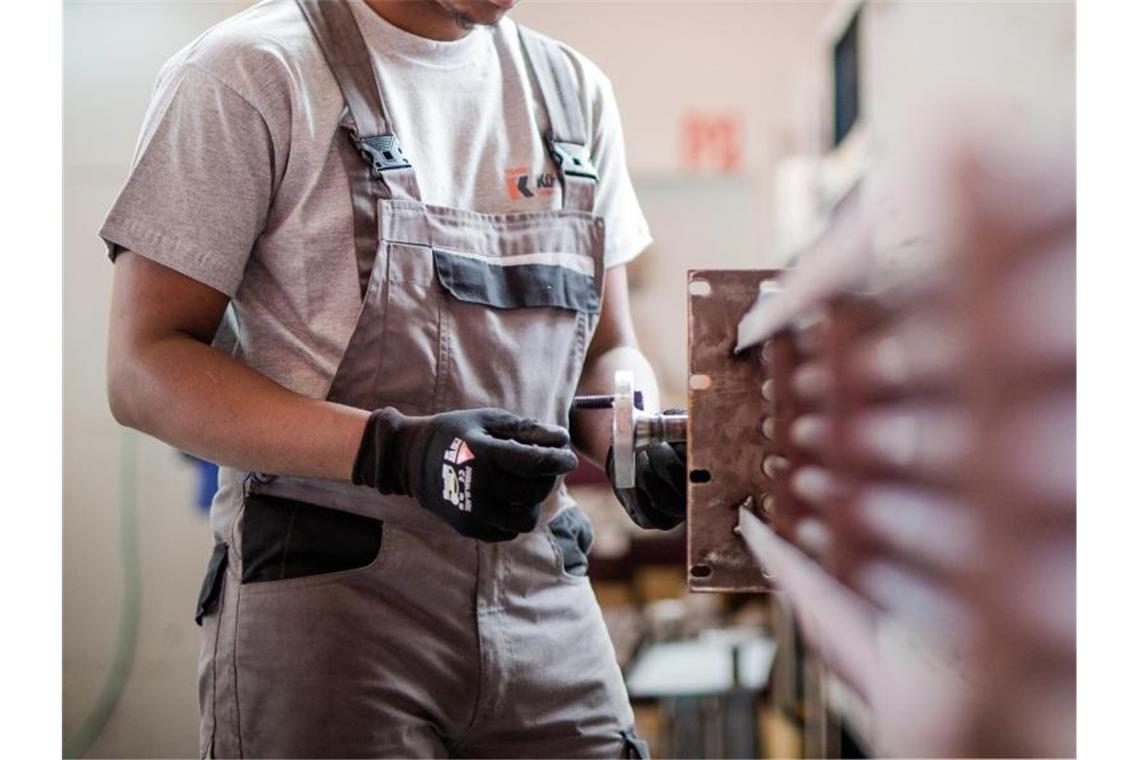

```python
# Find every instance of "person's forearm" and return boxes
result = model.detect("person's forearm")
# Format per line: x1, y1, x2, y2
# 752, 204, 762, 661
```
109, 333, 370, 480
569, 345, 660, 468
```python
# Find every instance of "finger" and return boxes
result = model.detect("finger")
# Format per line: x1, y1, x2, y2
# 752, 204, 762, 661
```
643, 474, 686, 520
448, 506, 519, 542
646, 442, 687, 497
467, 523, 520, 543
626, 481, 682, 529
482, 436, 579, 477
669, 442, 688, 491
502, 502, 542, 533
486, 471, 559, 512
639, 449, 686, 521
479, 498, 543, 534
484, 413, 571, 448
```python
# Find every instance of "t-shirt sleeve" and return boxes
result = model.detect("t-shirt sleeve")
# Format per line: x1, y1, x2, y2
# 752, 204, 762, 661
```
586, 71, 653, 269
99, 62, 277, 297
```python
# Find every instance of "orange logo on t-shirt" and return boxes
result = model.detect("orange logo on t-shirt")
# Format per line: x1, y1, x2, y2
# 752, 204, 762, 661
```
506, 166, 556, 200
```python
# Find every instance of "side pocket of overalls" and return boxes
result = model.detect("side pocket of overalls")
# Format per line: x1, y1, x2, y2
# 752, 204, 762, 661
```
547, 506, 595, 578
195, 542, 229, 626
239, 492, 383, 584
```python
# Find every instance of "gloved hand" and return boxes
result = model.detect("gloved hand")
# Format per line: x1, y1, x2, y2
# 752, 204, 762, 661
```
353, 407, 579, 542
606, 409, 688, 530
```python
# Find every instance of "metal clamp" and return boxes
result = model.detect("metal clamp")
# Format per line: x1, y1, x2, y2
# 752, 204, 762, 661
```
612, 371, 637, 489
572, 372, 687, 489
611, 371, 688, 489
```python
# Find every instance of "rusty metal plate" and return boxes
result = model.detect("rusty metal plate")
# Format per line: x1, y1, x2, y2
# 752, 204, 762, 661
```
687, 269, 781, 592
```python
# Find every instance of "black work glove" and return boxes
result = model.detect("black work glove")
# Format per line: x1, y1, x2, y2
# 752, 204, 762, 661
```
606, 409, 688, 530
352, 407, 578, 542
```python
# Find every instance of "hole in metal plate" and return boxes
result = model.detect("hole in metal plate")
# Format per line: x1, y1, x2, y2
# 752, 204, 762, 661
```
689, 469, 712, 483
689, 374, 713, 391
760, 340, 774, 364
690, 564, 712, 578
689, 279, 712, 297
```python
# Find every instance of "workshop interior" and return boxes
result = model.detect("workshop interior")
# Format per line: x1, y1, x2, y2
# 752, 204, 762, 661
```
63, 1, 1075, 758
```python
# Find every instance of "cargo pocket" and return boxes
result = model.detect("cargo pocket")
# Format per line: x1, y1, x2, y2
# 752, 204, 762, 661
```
195, 542, 229, 625
240, 493, 383, 584
547, 506, 595, 579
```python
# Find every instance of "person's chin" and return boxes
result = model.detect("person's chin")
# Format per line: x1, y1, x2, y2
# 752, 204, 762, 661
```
464, 0, 517, 25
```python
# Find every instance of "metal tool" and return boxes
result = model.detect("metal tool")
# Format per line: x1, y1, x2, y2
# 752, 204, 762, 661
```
573, 371, 687, 489
570, 390, 644, 411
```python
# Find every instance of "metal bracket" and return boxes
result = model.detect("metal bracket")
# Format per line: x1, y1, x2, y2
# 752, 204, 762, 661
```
609, 371, 687, 489
687, 269, 782, 592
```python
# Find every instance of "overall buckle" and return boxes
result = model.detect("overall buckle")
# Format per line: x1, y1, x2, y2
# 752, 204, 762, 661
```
357, 134, 412, 175
549, 140, 598, 181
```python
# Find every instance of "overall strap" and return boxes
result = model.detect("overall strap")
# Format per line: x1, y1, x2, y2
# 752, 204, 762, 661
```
297, 0, 421, 201
517, 27, 599, 213
296, 0, 421, 294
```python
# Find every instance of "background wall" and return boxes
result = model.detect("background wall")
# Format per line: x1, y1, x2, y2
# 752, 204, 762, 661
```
63, 1, 1073, 757
64, 3, 256, 757
510, 1, 834, 405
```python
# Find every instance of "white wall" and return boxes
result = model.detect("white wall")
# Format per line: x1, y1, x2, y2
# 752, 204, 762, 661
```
864, 0, 1075, 156
64, 4, 251, 757
860, 0, 1076, 254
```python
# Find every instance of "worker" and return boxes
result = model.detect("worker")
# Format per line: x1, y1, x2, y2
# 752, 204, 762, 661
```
101, 0, 686, 757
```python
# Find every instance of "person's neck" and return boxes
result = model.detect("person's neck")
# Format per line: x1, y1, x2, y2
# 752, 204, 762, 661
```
363, 0, 472, 42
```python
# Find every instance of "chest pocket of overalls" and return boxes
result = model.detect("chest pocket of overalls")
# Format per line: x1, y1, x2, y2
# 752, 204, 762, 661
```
374, 229, 603, 424
432, 246, 600, 422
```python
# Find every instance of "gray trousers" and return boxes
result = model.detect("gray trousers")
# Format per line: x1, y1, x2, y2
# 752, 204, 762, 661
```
198, 496, 645, 758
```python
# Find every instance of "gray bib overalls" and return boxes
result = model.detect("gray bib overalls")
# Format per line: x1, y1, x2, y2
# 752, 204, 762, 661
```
193, 1, 646, 757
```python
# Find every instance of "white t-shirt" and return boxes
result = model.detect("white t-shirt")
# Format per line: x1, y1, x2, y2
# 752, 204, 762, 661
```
101, 0, 652, 403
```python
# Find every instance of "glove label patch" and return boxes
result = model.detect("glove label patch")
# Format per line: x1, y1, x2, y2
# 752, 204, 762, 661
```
442, 437, 474, 512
